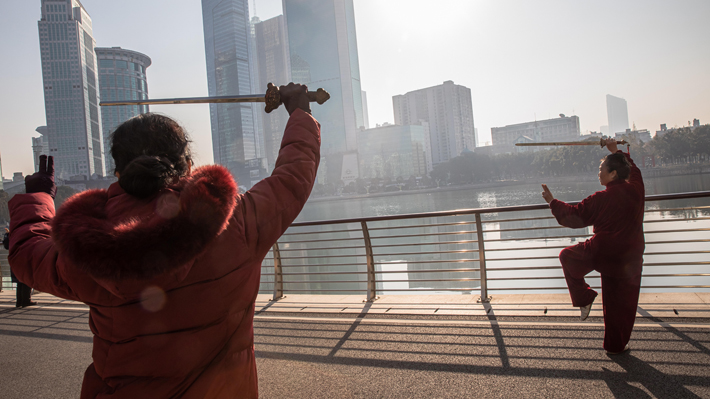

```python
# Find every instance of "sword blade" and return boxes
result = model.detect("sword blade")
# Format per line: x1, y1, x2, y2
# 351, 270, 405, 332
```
100, 94, 266, 107
515, 140, 627, 147
515, 142, 600, 146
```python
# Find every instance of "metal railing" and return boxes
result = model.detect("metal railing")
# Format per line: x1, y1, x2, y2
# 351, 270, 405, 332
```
260, 191, 710, 301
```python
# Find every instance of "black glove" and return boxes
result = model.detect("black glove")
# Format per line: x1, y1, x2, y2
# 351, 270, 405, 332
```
2, 229, 9, 250
25, 155, 57, 199
280, 83, 311, 115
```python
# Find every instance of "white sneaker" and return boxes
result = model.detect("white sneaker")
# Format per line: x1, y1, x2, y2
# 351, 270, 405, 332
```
606, 344, 630, 355
580, 301, 593, 321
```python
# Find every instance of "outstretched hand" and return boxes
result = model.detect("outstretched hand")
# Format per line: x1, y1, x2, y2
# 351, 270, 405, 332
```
25, 155, 56, 199
280, 82, 311, 115
541, 184, 554, 204
604, 137, 618, 153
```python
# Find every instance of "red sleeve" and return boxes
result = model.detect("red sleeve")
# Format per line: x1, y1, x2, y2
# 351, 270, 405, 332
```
239, 109, 321, 254
7, 192, 81, 301
549, 192, 600, 229
621, 150, 644, 197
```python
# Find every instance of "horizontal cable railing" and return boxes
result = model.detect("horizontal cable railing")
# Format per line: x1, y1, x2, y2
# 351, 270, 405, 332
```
259, 191, 710, 301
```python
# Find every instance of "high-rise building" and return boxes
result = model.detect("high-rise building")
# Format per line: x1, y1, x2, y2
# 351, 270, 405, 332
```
38, 0, 105, 180
606, 94, 629, 136
283, 0, 365, 182
490, 114, 581, 154
202, 0, 263, 186
392, 81, 476, 166
95, 47, 151, 174
357, 124, 429, 180
33, 126, 50, 172
254, 15, 291, 172
361, 90, 370, 130
0, 152, 4, 191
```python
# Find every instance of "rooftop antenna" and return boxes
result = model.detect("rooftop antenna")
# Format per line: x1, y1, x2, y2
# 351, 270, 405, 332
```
252, 0, 257, 18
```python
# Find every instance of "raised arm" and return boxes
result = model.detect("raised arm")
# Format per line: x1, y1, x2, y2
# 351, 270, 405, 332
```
622, 151, 644, 196
238, 84, 321, 254
8, 192, 80, 300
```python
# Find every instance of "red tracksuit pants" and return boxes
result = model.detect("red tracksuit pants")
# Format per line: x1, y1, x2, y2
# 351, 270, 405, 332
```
560, 244, 642, 352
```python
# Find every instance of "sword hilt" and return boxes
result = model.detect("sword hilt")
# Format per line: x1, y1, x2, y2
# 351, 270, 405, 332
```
600, 138, 628, 148
264, 83, 331, 113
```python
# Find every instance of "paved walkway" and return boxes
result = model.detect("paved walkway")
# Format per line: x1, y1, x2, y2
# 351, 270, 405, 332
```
1, 291, 709, 398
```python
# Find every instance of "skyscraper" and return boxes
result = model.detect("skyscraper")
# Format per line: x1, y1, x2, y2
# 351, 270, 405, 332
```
202, 0, 263, 185
33, 126, 50, 172
283, 0, 365, 182
38, 0, 105, 179
393, 81, 476, 166
606, 94, 630, 136
254, 15, 291, 172
96, 47, 151, 174
0, 152, 4, 191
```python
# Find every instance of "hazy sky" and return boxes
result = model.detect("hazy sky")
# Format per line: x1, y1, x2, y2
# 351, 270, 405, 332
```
1, 0, 709, 176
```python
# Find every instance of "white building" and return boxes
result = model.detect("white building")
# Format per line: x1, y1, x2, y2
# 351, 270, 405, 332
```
606, 94, 630, 136
491, 114, 581, 154
38, 0, 105, 179
393, 81, 476, 166
357, 124, 430, 180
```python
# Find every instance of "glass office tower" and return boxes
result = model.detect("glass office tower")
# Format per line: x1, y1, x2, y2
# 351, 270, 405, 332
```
283, 0, 365, 180
96, 47, 151, 174
254, 15, 291, 172
38, 0, 105, 179
606, 94, 630, 136
202, 0, 263, 185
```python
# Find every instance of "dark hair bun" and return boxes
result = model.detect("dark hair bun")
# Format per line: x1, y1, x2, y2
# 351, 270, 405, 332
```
119, 155, 176, 198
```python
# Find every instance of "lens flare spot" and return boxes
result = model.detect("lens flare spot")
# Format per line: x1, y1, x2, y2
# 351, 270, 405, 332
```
156, 193, 180, 219
140, 286, 166, 312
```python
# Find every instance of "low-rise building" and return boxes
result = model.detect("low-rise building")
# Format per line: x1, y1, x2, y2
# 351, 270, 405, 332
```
357, 124, 430, 180
491, 114, 581, 154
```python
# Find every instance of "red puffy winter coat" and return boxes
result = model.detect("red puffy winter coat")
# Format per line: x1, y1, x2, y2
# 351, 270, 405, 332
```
8, 109, 320, 398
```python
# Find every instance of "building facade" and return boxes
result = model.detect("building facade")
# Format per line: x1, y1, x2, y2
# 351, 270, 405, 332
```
33, 126, 50, 172
202, 0, 264, 186
95, 47, 151, 174
254, 15, 291, 172
0, 152, 4, 191
357, 125, 430, 180
491, 114, 581, 154
392, 81, 476, 166
283, 0, 365, 183
38, 0, 105, 179
606, 94, 629, 136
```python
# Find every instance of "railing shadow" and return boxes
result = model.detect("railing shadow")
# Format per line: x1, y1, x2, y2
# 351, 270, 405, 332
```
254, 315, 710, 395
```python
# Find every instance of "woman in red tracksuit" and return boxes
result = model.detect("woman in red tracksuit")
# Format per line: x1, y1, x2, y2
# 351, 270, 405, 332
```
8, 84, 319, 397
541, 138, 644, 355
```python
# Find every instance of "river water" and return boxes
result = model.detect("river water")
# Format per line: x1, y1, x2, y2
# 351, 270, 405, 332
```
265, 173, 710, 295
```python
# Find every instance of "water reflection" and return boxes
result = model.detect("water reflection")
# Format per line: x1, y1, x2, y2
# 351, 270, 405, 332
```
261, 174, 710, 295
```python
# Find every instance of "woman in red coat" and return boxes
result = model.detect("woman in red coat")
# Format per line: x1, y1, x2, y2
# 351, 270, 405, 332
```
541, 138, 645, 355
8, 84, 320, 397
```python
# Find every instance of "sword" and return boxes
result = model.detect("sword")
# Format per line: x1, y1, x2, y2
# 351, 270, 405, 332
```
515, 138, 628, 148
99, 83, 330, 113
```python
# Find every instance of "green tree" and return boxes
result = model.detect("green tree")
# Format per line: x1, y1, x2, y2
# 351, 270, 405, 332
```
54, 185, 78, 209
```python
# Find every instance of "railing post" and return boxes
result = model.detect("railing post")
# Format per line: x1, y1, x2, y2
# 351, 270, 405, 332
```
475, 213, 491, 303
361, 221, 378, 301
272, 242, 284, 301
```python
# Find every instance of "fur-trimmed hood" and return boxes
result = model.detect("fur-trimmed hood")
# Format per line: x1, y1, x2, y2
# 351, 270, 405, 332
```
52, 165, 237, 281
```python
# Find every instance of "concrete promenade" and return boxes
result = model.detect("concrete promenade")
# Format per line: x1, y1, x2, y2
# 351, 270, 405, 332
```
1, 291, 709, 398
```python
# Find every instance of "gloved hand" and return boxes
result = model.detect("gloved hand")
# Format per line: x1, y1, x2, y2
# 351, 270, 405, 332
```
2, 228, 9, 250
25, 155, 56, 199
280, 82, 311, 115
